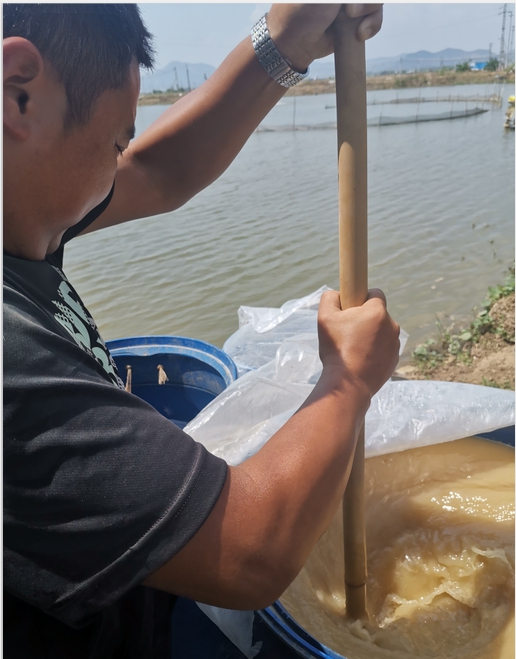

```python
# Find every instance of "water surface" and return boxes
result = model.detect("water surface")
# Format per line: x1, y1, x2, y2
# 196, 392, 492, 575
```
64, 83, 515, 363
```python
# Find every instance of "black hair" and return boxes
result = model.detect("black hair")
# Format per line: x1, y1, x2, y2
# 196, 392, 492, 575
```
3, 4, 155, 128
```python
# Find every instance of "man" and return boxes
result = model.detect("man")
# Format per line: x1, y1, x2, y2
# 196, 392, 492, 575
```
3, 4, 399, 658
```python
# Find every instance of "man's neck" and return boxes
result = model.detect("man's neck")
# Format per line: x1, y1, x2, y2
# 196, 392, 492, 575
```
3, 211, 62, 261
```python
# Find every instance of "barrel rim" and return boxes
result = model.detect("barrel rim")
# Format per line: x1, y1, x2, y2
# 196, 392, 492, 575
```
258, 602, 342, 659
105, 334, 239, 384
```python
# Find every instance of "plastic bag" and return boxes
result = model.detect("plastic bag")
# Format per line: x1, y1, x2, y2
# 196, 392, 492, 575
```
223, 285, 409, 376
187, 345, 515, 465
195, 603, 262, 658
188, 288, 514, 657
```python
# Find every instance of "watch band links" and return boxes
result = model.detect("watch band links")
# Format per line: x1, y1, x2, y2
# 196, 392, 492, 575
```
251, 14, 309, 89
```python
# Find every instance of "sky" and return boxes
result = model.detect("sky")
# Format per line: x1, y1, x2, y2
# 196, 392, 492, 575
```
138, 3, 515, 72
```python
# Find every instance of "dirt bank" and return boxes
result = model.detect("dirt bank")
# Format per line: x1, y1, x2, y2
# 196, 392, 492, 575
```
138, 70, 515, 106
395, 272, 515, 390
286, 70, 514, 96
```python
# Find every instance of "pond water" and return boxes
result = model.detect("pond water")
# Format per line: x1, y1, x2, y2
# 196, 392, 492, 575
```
65, 83, 515, 363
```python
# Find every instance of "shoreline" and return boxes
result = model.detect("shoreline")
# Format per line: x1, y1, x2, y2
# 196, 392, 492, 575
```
139, 70, 515, 106
395, 270, 515, 390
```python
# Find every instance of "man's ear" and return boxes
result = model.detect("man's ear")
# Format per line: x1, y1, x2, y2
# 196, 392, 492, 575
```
3, 37, 44, 141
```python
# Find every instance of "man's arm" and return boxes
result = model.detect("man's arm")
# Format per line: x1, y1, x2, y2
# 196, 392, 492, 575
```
143, 290, 400, 609
82, 4, 383, 233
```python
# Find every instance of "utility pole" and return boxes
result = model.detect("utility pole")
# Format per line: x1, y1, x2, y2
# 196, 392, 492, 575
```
173, 67, 179, 91
185, 64, 192, 92
507, 12, 514, 65
499, 3, 508, 69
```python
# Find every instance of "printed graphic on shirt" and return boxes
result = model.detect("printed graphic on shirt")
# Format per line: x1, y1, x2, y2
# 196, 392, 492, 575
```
50, 269, 124, 389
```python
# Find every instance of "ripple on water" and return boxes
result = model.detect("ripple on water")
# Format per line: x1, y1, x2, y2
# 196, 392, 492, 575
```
65, 85, 515, 352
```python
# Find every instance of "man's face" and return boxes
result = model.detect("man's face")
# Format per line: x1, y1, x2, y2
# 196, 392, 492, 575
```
4, 29, 145, 259
47, 60, 140, 238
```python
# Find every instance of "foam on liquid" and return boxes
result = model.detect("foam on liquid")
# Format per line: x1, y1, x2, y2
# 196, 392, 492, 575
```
280, 437, 515, 659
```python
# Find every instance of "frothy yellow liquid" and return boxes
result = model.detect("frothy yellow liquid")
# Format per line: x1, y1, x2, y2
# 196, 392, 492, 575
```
281, 437, 514, 659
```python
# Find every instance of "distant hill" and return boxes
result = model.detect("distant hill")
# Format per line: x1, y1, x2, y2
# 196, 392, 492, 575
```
366, 48, 492, 75
310, 48, 514, 78
141, 49, 514, 93
140, 61, 215, 93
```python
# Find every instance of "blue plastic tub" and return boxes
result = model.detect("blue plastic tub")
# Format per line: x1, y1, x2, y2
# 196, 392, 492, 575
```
257, 425, 515, 659
106, 336, 238, 429
258, 602, 342, 659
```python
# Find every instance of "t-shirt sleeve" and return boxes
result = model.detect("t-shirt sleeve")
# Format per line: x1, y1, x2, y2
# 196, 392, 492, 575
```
3, 286, 228, 628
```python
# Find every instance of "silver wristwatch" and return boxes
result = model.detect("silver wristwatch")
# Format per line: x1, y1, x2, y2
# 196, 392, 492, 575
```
251, 14, 309, 88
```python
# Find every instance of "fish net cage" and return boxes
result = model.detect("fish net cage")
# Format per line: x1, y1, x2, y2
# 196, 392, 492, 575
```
256, 107, 488, 132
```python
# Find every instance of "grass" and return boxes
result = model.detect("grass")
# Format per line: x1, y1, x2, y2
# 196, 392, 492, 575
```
413, 265, 515, 371
481, 377, 513, 390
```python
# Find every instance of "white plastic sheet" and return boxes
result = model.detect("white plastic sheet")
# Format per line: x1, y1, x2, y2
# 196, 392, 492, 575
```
223, 286, 409, 376
187, 288, 514, 658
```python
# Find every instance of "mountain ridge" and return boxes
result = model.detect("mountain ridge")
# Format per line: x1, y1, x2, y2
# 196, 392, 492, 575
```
141, 47, 514, 92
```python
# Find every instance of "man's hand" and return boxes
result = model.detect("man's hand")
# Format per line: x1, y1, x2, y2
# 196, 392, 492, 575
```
318, 289, 400, 398
268, 4, 384, 73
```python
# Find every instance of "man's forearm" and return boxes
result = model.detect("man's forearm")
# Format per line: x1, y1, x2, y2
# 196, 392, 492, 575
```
235, 366, 371, 583
144, 366, 371, 610
127, 35, 286, 213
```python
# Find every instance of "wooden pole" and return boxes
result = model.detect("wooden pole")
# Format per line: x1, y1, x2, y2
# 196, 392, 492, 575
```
334, 13, 369, 621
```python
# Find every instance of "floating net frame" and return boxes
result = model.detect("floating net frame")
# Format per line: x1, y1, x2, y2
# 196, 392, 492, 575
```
255, 107, 488, 132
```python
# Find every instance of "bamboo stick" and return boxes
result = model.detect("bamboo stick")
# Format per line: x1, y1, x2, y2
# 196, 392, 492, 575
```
334, 12, 369, 621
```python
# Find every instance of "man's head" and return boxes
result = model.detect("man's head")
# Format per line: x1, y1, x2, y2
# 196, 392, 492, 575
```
3, 4, 154, 259
3, 3, 154, 129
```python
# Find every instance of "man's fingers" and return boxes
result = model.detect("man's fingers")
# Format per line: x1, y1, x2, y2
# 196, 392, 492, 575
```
345, 4, 383, 19
343, 4, 383, 41
320, 288, 388, 316
356, 7, 383, 41
319, 290, 342, 316
366, 288, 387, 305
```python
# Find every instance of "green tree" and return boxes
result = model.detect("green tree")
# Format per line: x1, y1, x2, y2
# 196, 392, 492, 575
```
484, 58, 499, 72
455, 61, 470, 73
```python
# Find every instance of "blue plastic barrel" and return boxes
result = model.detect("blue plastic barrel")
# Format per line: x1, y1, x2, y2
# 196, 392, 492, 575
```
106, 336, 238, 429
258, 602, 343, 658
257, 425, 515, 659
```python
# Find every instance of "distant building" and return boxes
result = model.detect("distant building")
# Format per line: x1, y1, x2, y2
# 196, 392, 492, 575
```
470, 61, 487, 71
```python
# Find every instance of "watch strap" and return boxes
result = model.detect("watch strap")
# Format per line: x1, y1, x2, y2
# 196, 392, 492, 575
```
251, 14, 309, 88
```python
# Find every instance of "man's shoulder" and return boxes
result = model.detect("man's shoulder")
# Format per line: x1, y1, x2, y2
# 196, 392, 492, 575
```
4, 253, 66, 301
4, 255, 125, 389
4, 255, 74, 344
